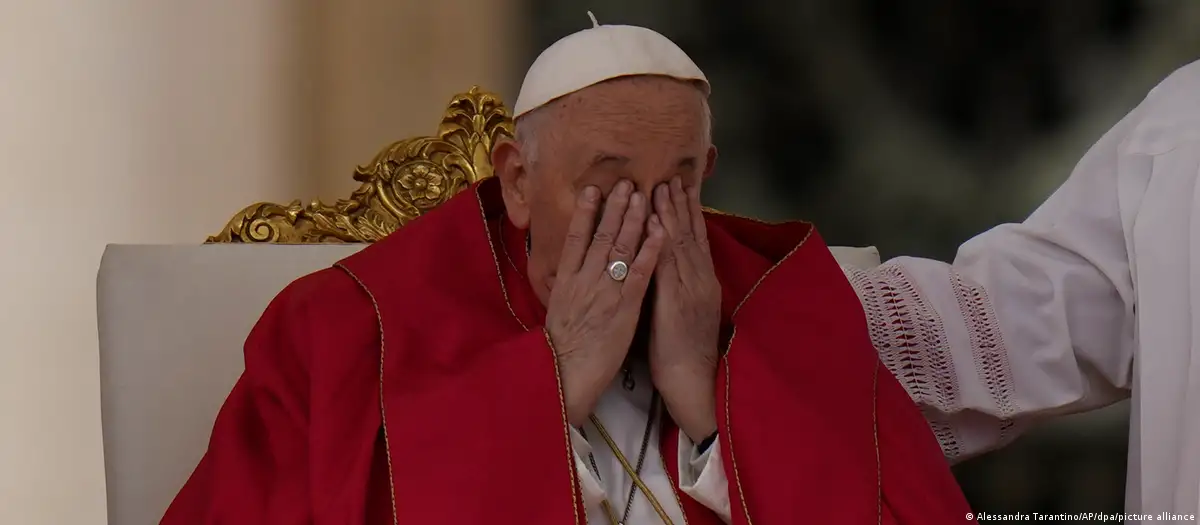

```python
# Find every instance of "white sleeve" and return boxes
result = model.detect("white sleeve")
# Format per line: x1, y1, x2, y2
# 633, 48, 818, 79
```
569, 427, 607, 509
676, 432, 732, 524
844, 113, 1138, 462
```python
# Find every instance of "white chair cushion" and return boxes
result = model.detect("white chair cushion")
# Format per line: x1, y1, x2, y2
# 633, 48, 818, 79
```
829, 245, 881, 270
97, 244, 364, 525
95, 243, 878, 524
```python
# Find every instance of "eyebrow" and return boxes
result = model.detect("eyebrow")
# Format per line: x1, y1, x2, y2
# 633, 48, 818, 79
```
587, 153, 699, 170
588, 152, 630, 168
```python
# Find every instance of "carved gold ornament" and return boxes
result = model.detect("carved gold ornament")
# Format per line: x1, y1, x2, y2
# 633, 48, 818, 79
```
207, 87, 513, 243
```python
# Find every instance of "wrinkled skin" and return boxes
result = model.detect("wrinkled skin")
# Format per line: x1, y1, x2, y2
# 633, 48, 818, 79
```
491, 76, 721, 441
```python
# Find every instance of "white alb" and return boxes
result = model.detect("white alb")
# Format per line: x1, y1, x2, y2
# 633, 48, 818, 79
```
844, 60, 1200, 522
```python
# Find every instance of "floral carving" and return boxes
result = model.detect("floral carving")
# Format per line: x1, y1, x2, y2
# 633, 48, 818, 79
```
396, 163, 446, 202
207, 87, 513, 243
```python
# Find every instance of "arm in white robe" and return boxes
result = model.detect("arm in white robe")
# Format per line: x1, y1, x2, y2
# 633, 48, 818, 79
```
570, 427, 732, 523
842, 103, 1144, 462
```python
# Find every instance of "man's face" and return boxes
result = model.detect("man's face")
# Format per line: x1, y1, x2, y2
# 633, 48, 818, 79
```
496, 76, 716, 304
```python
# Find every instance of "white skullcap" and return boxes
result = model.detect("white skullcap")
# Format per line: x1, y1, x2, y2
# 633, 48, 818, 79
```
512, 12, 709, 119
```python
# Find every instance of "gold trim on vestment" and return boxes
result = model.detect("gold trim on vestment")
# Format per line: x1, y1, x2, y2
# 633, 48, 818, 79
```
473, 183, 583, 525
472, 198, 879, 524
873, 363, 882, 525
721, 220, 812, 525
717, 215, 882, 524
545, 328, 585, 524
332, 196, 879, 524
659, 448, 691, 525
332, 263, 399, 525
710, 213, 884, 523
720, 330, 750, 524
204, 86, 878, 522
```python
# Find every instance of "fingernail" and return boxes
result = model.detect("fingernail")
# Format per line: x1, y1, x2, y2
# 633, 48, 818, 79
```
630, 192, 644, 206
617, 180, 632, 194
583, 186, 599, 202
649, 214, 661, 226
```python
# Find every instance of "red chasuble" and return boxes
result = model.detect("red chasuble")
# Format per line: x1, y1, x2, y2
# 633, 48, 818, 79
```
163, 178, 975, 524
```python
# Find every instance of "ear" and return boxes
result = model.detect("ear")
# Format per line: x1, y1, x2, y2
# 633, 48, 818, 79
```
491, 137, 532, 228
702, 145, 718, 179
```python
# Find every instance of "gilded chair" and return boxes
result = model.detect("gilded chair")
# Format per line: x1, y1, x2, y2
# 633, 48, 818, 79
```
95, 87, 881, 525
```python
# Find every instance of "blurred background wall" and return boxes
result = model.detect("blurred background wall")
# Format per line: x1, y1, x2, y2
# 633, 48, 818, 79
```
0, 1, 520, 523
1, 0, 1198, 523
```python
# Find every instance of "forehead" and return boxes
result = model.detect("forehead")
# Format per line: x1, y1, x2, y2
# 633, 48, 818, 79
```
555, 77, 708, 145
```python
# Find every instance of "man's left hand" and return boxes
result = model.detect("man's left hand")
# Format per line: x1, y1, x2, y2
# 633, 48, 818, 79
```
649, 177, 722, 444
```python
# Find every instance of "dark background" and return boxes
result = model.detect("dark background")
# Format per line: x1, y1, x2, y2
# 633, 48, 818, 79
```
525, 0, 1199, 518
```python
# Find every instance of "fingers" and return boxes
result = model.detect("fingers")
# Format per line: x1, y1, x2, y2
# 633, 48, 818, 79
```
685, 186, 708, 249
654, 178, 695, 241
670, 177, 693, 237
557, 186, 601, 277
653, 183, 680, 239
621, 214, 665, 301
653, 178, 695, 275
611, 190, 648, 264
580, 180, 634, 277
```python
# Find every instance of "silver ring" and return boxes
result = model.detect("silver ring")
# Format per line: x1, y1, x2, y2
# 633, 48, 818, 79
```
607, 260, 629, 282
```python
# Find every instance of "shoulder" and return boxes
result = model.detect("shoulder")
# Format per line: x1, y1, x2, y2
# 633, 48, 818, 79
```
242, 266, 380, 383
702, 209, 815, 263
271, 266, 372, 321
701, 210, 852, 313
1122, 60, 1200, 155
1143, 59, 1200, 106
336, 181, 503, 305
340, 184, 486, 276
254, 267, 378, 353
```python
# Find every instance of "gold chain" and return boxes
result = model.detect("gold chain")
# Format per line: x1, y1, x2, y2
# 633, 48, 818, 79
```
584, 392, 657, 525
501, 217, 667, 523
588, 412, 676, 525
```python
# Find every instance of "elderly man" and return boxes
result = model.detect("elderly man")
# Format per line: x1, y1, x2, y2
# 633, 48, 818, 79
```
844, 60, 1200, 523
163, 18, 972, 525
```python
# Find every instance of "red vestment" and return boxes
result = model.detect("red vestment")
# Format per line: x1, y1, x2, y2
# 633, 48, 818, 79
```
163, 178, 975, 524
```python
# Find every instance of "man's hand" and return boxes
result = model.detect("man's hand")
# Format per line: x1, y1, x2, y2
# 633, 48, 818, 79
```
546, 180, 665, 426
650, 177, 722, 443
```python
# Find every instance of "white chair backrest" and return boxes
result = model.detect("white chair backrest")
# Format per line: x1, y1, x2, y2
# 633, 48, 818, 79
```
95, 242, 879, 524
97, 244, 363, 525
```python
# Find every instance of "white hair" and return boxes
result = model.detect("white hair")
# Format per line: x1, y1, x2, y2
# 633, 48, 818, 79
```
513, 105, 553, 167
514, 98, 714, 167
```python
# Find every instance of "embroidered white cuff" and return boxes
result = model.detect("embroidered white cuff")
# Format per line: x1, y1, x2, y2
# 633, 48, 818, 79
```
676, 432, 732, 523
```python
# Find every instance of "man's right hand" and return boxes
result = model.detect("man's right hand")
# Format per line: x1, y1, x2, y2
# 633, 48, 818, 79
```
544, 180, 664, 426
